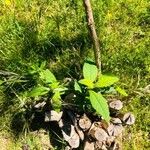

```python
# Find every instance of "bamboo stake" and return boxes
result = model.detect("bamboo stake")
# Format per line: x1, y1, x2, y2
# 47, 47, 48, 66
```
83, 0, 101, 71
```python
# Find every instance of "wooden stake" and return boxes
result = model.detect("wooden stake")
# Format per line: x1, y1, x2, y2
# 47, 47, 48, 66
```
107, 123, 123, 137
106, 136, 115, 147
111, 118, 122, 125
89, 123, 109, 142
95, 141, 103, 149
83, 0, 101, 71
67, 111, 84, 141
109, 100, 123, 111
123, 112, 135, 125
61, 125, 80, 148
84, 140, 95, 150
78, 114, 92, 131
45, 111, 63, 122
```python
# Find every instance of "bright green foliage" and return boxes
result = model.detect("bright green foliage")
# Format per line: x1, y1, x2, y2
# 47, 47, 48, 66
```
83, 63, 98, 82
74, 81, 82, 93
52, 91, 62, 112
79, 62, 98, 89
50, 82, 60, 90
40, 69, 57, 84
89, 91, 110, 122
95, 75, 119, 88
115, 86, 128, 96
26, 67, 66, 111
28, 86, 50, 97
78, 79, 94, 89
28, 62, 47, 74
76, 62, 121, 122
53, 87, 68, 93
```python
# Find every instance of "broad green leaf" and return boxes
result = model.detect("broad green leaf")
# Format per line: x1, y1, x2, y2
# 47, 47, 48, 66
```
52, 91, 62, 112
95, 75, 119, 88
115, 86, 128, 96
83, 63, 98, 82
74, 81, 82, 93
28, 86, 49, 97
79, 79, 94, 89
40, 69, 56, 84
89, 91, 110, 122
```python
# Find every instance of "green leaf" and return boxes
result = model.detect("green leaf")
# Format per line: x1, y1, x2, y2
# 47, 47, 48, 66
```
89, 91, 110, 122
28, 86, 50, 97
83, 63, 98, 82
40, 61, 46, 70
115, 86, 128, 96
52, 91, 62, 112
54, 87, 68, 93
28, 64, 40, 74
74, 81, 82, 93
79, 79, 94, 89
40, 69, 56, 84
50, 82, 60, 89
0, 80, 4, 85
95, 75, 119, 88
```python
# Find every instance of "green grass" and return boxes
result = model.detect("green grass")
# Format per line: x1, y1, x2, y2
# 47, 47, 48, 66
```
122, 93, 150, 150
0, 0, 150, 149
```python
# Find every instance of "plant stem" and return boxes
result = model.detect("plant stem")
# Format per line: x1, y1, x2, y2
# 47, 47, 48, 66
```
83, 0, 101, 72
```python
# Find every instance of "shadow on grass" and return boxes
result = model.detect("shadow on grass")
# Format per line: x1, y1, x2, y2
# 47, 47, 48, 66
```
10, 106, 64, 149
8, 18, 91, 80
0, 17, 92, 149
17, 19, 90, 61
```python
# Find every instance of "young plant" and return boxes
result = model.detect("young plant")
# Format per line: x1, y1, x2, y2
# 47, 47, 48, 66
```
0, 61, 127, 121
28, 66, 67, 112
74, 62, 127, 122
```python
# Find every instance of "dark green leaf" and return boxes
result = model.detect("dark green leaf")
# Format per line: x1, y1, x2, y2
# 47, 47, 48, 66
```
40, 61, 46, 70
89, 91, 110, 122
83, 63, 98, 82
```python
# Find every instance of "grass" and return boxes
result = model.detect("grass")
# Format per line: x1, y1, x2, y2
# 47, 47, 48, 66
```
122, 94, 150, 150
0, 0, 150, 149
0, 129, 52, 150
